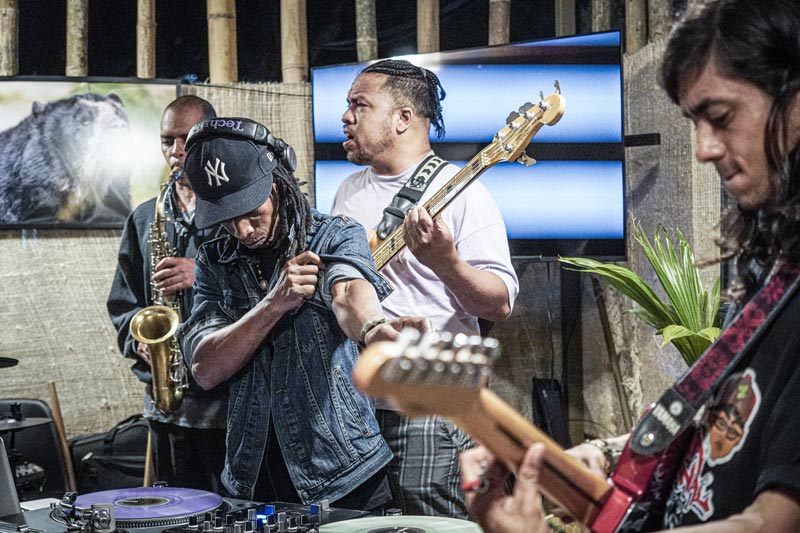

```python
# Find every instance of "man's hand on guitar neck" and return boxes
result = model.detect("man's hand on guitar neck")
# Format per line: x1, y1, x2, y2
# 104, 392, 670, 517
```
402, 205, 457, 270
402, 206, 512, 321
461, 444, 550, 533
464, 442, 800, 533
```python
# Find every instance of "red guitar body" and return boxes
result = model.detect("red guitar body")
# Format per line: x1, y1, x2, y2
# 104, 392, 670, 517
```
590, 430, 693, 532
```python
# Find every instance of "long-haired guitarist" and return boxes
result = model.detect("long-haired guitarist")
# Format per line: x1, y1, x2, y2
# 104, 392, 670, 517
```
332, 60, 520, 518
462, 0, 800, 531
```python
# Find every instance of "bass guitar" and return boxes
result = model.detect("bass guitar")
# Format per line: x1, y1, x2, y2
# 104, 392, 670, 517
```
354, 330, 677, 533
370, 84, 566, 270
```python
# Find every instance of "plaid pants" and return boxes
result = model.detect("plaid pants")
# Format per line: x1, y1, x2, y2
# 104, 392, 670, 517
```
377, 410, 474, 518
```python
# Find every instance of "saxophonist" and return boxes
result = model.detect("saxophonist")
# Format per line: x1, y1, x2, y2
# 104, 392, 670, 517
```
107, 96, 227, 492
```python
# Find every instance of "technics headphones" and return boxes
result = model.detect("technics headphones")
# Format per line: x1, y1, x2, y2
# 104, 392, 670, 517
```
185, 117, 298, 173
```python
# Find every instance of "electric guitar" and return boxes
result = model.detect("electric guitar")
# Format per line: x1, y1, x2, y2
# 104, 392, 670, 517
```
370, 84, 566, 270
354, 331, 685, 533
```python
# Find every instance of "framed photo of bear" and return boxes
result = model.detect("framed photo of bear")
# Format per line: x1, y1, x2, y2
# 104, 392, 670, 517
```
0, 78, 178, 228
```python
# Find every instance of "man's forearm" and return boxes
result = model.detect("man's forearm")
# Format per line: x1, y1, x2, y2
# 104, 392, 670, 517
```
191, 298, 286, 389
434, 256, 511, 321
331, 279, 385, 342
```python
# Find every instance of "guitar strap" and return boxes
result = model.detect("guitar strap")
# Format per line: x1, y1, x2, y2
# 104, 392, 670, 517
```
629, 260, 800, 455
375, 155, 448, 240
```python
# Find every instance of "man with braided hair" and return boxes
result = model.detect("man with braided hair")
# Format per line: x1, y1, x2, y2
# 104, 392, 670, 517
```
332, 59, 519, 518
178, 116, 428, 507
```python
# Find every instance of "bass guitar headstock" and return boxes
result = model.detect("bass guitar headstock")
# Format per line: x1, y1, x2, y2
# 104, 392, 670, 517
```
488, 80, 566, 167
355, 330, 501, 417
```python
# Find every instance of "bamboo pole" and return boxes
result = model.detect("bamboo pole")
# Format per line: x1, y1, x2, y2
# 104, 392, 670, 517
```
207, 0, 238, 84
280, 0, 308, 82
48, 382, 77, 492
137, 0, 156, 78
143, 431, 154, 487
0, 0, 18, 76
648, 0, 671, 43
488, 0, 510, 46
417, 0, 439, 53
625, 0, 647, 53
66, 0, 88, 77
554, 0, 575, 37
591, 0, 613, 32
355, 0, 378, 62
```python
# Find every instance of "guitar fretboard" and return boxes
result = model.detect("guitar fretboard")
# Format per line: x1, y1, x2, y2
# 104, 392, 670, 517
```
371, 140, 511, 270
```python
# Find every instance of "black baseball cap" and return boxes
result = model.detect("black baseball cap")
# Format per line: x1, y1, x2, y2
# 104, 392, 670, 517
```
184, 117, 278, 229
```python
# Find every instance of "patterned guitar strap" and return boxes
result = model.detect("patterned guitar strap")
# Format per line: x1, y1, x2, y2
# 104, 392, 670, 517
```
608, 260, 800, 531
375, 155, 448, 240
628, 259, 800, 457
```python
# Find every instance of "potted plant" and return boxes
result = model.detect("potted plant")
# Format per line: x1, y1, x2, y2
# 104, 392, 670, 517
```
559, 220, 721, 366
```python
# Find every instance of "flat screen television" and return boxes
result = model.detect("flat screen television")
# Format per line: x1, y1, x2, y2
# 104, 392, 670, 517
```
311, 31, 625, 260
0, 77, 178, 229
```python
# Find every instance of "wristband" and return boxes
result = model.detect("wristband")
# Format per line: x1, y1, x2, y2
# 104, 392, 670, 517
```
358, 317, 388, 348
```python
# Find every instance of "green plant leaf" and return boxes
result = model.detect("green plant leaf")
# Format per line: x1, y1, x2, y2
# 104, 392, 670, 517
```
559, 218, 722, 366
658, 325, 720, 348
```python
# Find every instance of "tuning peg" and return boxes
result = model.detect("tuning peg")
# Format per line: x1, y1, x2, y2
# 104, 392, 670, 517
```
539, 90, 544, 102
517, 152, 537, 167
506, 111, 521, 126
480, 337, 502, 361
554, 79, 561, 94
397, 327, 421, 348
518, 102, 535, 116
431, 331, 454, 350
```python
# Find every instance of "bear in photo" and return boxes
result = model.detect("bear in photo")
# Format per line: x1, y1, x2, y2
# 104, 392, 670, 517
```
0, 92, 132, 225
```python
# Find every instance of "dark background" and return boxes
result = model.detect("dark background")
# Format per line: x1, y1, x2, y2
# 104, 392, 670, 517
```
17, 0, 642, 81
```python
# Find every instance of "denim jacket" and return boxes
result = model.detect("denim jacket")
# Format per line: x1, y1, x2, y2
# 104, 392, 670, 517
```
179, 210, 393, 503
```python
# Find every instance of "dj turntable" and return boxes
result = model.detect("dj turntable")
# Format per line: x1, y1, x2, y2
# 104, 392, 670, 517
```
0, 486, 368, 533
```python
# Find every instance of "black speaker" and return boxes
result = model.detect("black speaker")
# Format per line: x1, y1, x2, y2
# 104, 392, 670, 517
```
531, 378, 570, 448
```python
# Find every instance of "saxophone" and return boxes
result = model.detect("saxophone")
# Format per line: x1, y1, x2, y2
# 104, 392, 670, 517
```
129, 168, 189, 414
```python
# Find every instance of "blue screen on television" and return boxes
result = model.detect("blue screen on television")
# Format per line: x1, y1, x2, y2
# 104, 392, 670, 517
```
311, 31, 626, 259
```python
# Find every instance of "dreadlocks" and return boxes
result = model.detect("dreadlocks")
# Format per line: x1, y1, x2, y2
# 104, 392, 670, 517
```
361, 59, 447, 140
271, 162, 312, 259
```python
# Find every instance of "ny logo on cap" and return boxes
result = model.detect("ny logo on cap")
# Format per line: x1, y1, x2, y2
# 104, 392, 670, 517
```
205, 158, 230, 187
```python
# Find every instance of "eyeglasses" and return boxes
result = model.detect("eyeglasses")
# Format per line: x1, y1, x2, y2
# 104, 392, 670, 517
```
713, 414, 743, 442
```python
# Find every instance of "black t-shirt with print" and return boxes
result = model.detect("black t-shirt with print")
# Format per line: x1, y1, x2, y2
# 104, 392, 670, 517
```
661, 286, 800, 527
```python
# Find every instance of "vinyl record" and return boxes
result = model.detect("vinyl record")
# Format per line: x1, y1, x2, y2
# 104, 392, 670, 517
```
74, 486, 223, 521
319, 516, 483, 533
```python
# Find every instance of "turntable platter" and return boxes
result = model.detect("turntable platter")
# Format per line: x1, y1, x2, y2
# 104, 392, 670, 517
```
70, 487, 224, 527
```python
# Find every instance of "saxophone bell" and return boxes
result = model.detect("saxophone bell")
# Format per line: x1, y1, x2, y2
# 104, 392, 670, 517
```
130, 305, 183, 414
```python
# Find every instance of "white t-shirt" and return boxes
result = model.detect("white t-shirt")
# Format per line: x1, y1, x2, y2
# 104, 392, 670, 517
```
331, 154, 519, 335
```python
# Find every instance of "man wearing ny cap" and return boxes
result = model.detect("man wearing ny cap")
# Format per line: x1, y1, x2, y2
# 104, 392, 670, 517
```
178, 116, 427, 508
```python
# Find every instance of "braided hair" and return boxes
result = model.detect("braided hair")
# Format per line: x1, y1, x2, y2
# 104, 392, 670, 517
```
271, 162, 312, 260
361, 59, 447, 140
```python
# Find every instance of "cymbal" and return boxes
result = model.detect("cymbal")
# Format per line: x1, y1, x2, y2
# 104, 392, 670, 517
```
0, 417, 51, 432
0, 357, 18, 369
